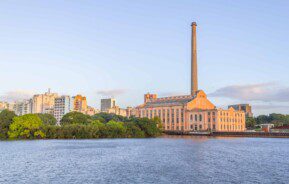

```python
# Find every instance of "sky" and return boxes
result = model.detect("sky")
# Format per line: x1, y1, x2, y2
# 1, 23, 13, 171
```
0, 0, 289, 116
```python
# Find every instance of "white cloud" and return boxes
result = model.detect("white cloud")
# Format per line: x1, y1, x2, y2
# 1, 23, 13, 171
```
0, 90, 34, 102
209, 83, 289, 102
96, 89, 127, 97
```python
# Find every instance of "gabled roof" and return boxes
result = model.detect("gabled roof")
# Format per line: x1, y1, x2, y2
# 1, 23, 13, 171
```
141, 95, 195, 108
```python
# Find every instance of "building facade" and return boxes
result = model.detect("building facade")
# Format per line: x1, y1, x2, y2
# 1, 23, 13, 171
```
32, 89, 58, 114
101, 98, 116, 112
85, 106, 99, 116
228, 104, 253, 117
54, 96, 72, 124
0, 101, 15, 112
13, 99, 33, 116
132, 91, 245, 132
107, 106, 127, 117
72, 95, 87, 113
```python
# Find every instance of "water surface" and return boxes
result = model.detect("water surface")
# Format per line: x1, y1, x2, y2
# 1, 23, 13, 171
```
0, 136, 288, 184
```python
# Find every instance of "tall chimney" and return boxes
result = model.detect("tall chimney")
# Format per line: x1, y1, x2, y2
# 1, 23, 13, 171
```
191, 22, 198, 95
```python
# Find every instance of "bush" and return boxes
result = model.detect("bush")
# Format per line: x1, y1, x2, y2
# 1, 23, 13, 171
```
60, 112, 92, 126
8, 114, 45, 139
0, 110, 17, 139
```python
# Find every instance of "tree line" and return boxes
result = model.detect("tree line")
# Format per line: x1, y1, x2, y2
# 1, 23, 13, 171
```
0, 110, 162, 139
246, 113, 289, 129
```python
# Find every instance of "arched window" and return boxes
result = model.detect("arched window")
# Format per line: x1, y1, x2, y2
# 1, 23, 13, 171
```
199, 114, 202, 121
195, 114, 198, 121
190, 114, 193, 121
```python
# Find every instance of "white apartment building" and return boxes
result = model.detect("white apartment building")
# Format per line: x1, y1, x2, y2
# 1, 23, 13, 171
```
54, 96, 72, 124
13, 99, 33, 116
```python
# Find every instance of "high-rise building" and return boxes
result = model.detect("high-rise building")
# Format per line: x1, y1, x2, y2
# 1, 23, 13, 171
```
32, 89, 58, 114
54, 96, 72, 124
107, 106, 127, 117
85, 106, 100, 116
13, 99, 33, 116
130, 22, 246, 132
228, 104, 253, 117
72, 95, 87, 113
0, 101, 14, 112
101, 98, 116, 112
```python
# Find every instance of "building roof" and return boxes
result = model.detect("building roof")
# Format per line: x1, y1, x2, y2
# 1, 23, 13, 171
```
141, 95, 196, 108
272, 125, 289, 129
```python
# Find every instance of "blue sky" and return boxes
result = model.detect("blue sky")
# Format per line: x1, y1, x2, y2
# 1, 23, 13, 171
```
0, 0, 289, 115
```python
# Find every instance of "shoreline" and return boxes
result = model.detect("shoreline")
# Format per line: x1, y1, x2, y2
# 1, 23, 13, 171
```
164, 131, 289, 138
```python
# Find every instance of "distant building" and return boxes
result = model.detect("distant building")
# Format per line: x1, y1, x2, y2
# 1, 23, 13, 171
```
0, 101, 14, 112
32, 89, 58, 114
13, 99, 33, 116
131, 91, 245, 132
271, 125, 289, 133
54, 96, 72, 124
259, 124, 274, 133
228, 104, 253, 117
72, 95, 87, 113
126, 107, 133, 118
129, 22, 246, 132
101, 98, 116, 112
107, 106, 127, 117
0, 102, 9, 111
85, 106, 99, 116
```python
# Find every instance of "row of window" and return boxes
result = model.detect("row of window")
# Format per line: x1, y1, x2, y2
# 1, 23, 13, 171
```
219, 111, 243, 117
220, 117, 243, 123
141, 108, 184, 124
190, 114, 203, 122
166, 125, 185, 131
189, 124, 216, 131
220, 124, 243, 131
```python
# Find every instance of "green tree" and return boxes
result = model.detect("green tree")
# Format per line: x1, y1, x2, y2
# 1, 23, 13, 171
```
124, 122, 145, 138
256, 115, 269, 124
0, 110, 17, 139
246, 117, 256, 129
268, 113, 288, 126
60, 111, 92, 126
135, 118, 161, 137
105, 120, 126, 138
153, 117, 163, 130
8, 114, 45, 139
37, 113, 57, 125
43, 125, 60, 139
92, 113, 129, 123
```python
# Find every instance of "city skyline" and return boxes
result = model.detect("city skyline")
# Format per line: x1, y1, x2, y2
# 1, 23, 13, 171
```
1, 1, 289, 115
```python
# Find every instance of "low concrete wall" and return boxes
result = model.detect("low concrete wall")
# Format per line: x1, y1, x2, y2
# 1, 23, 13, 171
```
163, 131, 289, 138
212, 131, 289, 138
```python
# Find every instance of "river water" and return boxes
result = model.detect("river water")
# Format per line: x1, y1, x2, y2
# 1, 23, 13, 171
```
0, 136, 288, 184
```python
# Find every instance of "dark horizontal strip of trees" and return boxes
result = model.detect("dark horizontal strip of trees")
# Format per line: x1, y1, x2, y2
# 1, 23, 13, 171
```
0, 110, 162, 140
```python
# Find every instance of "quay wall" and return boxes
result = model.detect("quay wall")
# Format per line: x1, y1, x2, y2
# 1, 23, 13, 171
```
163, 131, 289, 138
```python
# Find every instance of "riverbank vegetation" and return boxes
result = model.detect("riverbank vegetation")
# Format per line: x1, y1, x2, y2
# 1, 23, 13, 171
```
246, 113, 289, 129
0, 110, 162, 140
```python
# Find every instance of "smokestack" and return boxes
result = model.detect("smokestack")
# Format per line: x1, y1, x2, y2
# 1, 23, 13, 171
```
191, 22, 198, 95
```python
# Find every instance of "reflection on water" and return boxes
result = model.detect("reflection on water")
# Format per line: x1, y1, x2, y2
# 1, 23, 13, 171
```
161, 134, 242, 141
161, 134, 210, 142
0, 136, 288, 184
